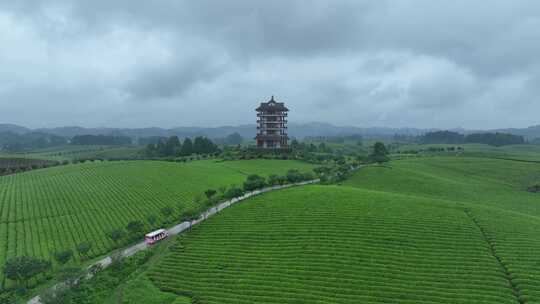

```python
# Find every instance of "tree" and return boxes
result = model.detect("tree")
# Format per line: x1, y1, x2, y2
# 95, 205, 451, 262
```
144, 143, 157, 157
192, 136, 218, 154
290, 139, 300, 150
3, 256, 51, 287
224, 185, 244, 199
166, 136, 182, 155
71, 135, 132, 146
107, 229, 126, 244
243, 174, 267, 191
420, 131, 464, 144
368, 142, 390, 163
76, 242, 92, 260
54, 249, 73, 265
126, 220, 144, 237
465, 132, 525, 146
180, 138, 193, 156
193, 137, 206, 154
267, 174, 280, 186
313, 166, 332, 178
156, 140, 166, 156
204, 189, 217, 199
286, 169, 303, 183
225, 132, 243, 145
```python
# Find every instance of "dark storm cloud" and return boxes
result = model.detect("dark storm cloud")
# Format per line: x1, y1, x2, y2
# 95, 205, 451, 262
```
1, 0, 540, 129
125, 56, 227, 100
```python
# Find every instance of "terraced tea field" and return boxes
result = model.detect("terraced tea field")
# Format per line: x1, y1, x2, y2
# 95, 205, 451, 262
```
123, 157, 540, 304
0, 145, 142, 161
345, 157, 540, 215
0, 159, 314, 287
397, 143, 540, 162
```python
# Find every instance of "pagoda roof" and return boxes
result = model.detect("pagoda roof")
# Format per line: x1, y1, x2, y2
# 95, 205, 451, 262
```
256, 96, 289, 112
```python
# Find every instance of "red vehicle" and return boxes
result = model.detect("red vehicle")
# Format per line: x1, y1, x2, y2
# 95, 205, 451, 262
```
145, 228, 169, 245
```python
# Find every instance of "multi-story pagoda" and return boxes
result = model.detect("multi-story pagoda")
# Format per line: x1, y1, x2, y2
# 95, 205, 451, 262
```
255, 96, 289, 149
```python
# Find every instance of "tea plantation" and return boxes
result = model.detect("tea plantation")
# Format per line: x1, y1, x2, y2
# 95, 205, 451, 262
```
126, 157, 540, 303
0, 159, 315, 287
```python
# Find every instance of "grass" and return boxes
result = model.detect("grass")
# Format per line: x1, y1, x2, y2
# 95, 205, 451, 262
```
0, 159, 314, 289
396, 143, 540, 162
127, 156, 540, 303
344, 157, 540, 215
0, 145, 142, 161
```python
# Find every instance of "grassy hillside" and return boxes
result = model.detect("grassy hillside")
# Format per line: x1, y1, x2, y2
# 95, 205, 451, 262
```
140, 186, 514, 303
0, 145, 142, 161
396, 143, 540, 162
0, 159, 314, 288
118, 156, 540, 304
344, 157, 540, 215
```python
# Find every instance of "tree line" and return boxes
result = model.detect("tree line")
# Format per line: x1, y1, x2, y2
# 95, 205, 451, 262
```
144, 136, 219, 157
419, 131, 525, 146
71, 135, 132, 146
0, 158, 63, 176
0, 132, 67, 152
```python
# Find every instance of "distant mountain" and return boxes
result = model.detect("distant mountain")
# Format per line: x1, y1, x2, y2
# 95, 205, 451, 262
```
0, 124, 31, 134
2, 122, 540, 141
288, 122, 432, 139
494, 125, 540, 140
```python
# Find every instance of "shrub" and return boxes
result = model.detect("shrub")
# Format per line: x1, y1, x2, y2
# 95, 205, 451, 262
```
126, 221, 144, 237
224, 186, 244, 199
286, 169, 303, 183
181, 210, 199, 222
243, 174, 266, 191
107, 229, 126, 244
56, 267, 83, 287
3, 256, 51, 287
301, 171, 315, 181
527, 184, 540, 193
267, 174, 281, 186
54, 250, 74, 265
76, 242, 92, 260
204, 189, 217, 199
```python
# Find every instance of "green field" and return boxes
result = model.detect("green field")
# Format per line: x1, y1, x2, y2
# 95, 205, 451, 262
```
118, 156, 540, 303
0, 159, 314, 288
0, 145, 142, 161
396, 143, 540, 162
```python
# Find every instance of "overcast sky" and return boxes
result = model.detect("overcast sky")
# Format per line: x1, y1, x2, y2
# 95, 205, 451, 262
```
1, 1, 539, 129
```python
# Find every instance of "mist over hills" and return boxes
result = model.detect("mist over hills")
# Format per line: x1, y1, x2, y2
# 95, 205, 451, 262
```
1, 122, 539, 140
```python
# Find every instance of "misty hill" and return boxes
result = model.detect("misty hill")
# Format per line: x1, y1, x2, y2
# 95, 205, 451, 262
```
1, 122, 540, 141
0, 124, 31, 135
494, 125, 540, 140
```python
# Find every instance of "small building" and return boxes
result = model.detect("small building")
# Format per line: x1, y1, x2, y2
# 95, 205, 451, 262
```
255, 96, 289, 149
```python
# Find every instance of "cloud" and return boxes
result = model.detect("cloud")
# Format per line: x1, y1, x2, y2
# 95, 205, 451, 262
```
1, 0, 540, 129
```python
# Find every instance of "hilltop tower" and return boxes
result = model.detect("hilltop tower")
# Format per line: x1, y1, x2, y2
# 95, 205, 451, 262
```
255, 96, 289, 149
